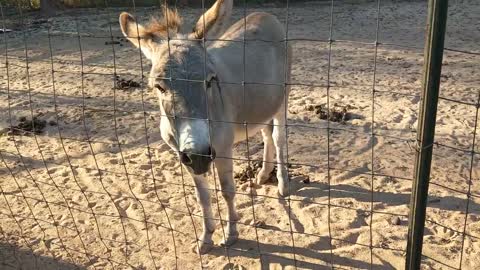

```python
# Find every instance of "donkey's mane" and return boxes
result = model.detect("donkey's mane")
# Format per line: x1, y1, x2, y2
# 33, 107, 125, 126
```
145, 7, 182, 37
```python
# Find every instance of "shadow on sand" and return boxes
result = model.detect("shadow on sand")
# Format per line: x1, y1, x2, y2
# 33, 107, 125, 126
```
0, 242, 86, 270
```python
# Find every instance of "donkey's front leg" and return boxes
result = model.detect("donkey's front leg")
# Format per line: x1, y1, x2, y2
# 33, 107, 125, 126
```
214, 152, 239, 247
192, 175, 215, 254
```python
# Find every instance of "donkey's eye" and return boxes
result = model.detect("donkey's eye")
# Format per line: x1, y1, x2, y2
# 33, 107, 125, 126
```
155, 84, 166, 93
206, 76, 217, 88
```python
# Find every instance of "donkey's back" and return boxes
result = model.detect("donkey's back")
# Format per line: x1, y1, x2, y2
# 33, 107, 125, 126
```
209, 12, 290, 85
208, 12, 291, 134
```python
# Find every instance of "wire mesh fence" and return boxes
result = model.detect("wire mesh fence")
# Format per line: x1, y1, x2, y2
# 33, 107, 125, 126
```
0, 0, 479, 269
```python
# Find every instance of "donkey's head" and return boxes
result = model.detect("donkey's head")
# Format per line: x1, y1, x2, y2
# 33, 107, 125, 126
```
119, 0, 232, 175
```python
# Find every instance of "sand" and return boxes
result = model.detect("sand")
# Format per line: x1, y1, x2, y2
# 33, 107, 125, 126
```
0, 0, 479, 269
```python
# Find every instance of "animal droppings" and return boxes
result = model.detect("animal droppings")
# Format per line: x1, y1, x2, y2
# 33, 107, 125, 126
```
234, 161, 262, 182
250, 220, 266, 228
105, 41, 121, 45
390, 216, 401, 226
307, 104, 354, 123
114, 75, 141, 90
302, 176, 310, 184
3, 116, 47, 136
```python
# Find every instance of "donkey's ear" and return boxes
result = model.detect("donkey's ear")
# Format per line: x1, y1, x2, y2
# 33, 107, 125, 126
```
190, 0, 232, 40
119, 12, 155, 60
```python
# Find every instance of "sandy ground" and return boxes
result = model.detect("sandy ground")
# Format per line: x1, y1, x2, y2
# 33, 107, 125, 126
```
0, 0, 479, 269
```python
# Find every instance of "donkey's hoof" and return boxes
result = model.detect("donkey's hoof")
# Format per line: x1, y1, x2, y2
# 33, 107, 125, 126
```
256, 169, 272, 185
277, 170, 290, 197
278, 187, 289, 197
220, 232, 239, 247
277, 182, 290, 197
196, 240, 214, 255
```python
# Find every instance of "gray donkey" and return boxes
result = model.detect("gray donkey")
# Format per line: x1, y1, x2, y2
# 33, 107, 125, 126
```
119, 0, 291, 254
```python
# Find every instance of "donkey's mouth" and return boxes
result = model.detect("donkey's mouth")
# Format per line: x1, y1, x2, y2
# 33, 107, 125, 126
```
192, 166, 210, 175
179, 152, 213, 175
190, 160, 213, 175
179, 147, 215, 175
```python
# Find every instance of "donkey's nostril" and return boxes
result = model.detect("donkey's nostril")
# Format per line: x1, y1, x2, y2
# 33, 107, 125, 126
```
180, 152, 192, 165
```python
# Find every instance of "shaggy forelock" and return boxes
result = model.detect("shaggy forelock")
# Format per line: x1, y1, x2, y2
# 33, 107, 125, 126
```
145, 7, 183, 38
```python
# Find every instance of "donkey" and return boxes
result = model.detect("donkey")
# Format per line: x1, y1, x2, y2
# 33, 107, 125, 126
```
119, 0, 291, 254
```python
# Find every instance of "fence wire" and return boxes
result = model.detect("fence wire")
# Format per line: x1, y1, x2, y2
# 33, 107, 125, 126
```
0, 0, 479, 269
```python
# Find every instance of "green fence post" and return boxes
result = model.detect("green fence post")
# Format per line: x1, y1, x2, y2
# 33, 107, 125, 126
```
405, 0, 449, 269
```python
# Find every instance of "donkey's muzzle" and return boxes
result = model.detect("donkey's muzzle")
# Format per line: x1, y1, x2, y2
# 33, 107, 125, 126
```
180, 146, 216, 175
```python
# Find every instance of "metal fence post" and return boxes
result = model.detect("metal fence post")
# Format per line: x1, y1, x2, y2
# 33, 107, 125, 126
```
406, 0, 449, 269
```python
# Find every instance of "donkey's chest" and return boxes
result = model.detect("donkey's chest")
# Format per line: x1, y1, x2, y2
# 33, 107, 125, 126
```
233, 123, 269, 143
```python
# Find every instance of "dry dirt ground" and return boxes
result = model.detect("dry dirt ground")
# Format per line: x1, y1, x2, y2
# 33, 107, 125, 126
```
1, 0, 479, 269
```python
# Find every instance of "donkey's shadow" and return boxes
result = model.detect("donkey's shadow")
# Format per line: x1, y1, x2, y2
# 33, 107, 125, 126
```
212, 238, 395, 270
213, 180, 395, 269
218, 175, 479, 269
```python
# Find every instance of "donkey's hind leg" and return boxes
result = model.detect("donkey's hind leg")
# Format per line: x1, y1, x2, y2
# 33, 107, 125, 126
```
256, 122, 275, 185
273, 109, 289, 197
192, 175, 215, 254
